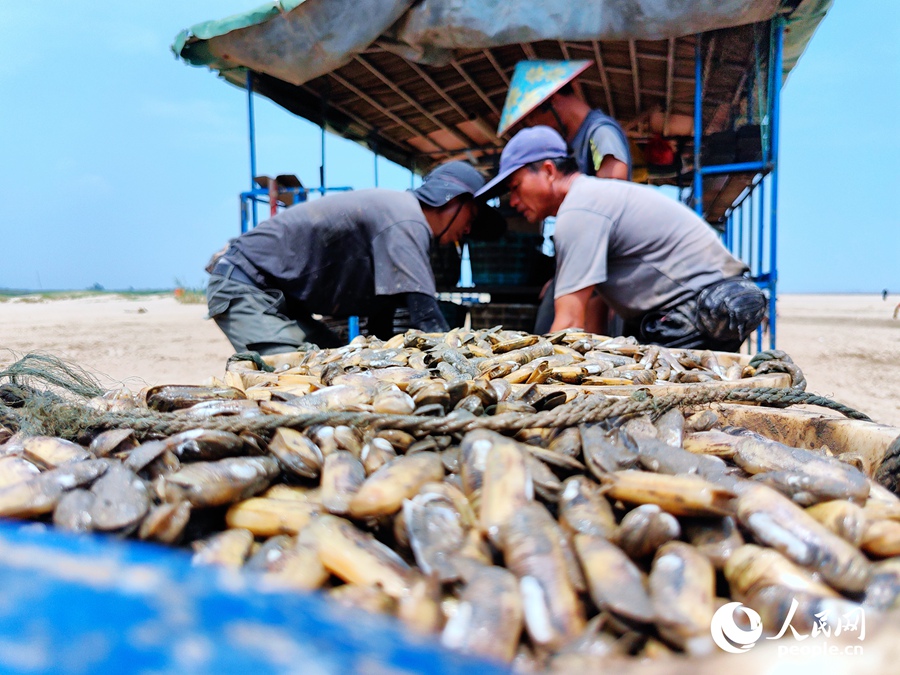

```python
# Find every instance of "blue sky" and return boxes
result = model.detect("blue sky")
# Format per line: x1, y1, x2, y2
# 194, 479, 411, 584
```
0, 1, 896, 293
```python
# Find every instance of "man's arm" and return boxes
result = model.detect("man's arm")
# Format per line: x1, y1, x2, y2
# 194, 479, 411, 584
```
594, 155, 629, 180
406, 292, 449, 333
549, 286, 595, 331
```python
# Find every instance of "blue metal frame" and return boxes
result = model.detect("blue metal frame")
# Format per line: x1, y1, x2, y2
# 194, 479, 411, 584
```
241, 70, 359, 341
692, 19, 784, 350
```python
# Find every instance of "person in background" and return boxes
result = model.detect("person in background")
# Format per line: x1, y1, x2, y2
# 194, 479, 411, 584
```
496, 60, 632, 332
476, 127, 767, 351
206, 161, 503, 355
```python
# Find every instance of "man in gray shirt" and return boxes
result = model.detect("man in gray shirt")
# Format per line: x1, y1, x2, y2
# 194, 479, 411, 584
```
477, 127, 766, 351
207, 161, 501, 354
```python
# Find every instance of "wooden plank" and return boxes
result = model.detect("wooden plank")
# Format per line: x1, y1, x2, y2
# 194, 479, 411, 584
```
711, 404, 900, 475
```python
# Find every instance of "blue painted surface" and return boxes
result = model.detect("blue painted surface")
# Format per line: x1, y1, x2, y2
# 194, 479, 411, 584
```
0, 521, 507, 675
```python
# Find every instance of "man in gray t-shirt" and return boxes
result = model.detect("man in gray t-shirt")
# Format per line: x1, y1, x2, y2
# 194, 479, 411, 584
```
477, 127, 766, 351
206, 161, 502, 355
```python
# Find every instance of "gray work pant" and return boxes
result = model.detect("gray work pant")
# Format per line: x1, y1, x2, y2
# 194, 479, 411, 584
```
206, 271, 341, 355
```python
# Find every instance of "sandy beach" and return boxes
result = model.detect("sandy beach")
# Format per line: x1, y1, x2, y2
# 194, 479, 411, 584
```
0, 292, 897, 427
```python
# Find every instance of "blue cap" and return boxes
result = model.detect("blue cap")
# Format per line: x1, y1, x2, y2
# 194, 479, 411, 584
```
475, 126, 569, 199
412, 160, 486, 206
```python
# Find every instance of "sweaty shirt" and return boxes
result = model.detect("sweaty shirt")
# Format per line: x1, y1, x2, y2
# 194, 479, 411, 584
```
570, 109, 632, 179
553, 176, 748, 319
226, 189, 434, 317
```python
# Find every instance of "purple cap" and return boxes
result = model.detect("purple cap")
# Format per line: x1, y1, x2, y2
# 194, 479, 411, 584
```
475, 126, 569, 199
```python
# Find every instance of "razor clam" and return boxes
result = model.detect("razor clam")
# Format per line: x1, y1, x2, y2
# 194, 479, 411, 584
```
320, 450, 366, 515
441, 563, 524, 663
359, 437, 397, 475
726, 427, 870, 504
861, 519, 900, 558
864, 559, 900, 611
89, 429, 138, 458
330, 584, 397, 615
558, 476, 617, 538
348, 451, 444, 518
574, 533, 656, 624
580, 424, 639, 476
244, 535, 295, 573
723, 544, 839, 600
22, 436, 90, 469
479, 432, 533, 542
404, 494, 467, 581
167, 456, 279, 508
653, 408, 685, 448
600, 470, 736, 517
736, 484, 871, 593
682, 516, 745, 569
0, 459, 109, 518
258, 530, 328, 592
636, 435, 729, 480
459, 429, 494, 497
500, 503, 585, 649
311, 515, 416, 598
0, 456, 40, 489
615, 504, 681, 560
683, 410, 719, 433
146, 384, 246, 412
53, 489, 96, 532
138, 500, 191, 544
88, 463, 150, 532
191, 528, 254, 568
164, 429, 246, 462
225, 497, 321, 536
398, 577, 443, 634
805, 499, 868, 546
267, 428, 323, 479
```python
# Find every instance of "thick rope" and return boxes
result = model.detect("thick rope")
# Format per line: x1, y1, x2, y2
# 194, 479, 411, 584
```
46, 383, 868, 441
749, 349, 807, 391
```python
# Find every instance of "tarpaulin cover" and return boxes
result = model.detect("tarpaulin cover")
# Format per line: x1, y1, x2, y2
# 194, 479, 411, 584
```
174, 0, 791, 87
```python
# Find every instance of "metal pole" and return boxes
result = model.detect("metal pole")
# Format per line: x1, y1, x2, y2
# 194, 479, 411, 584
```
319, 83, 330, 196
768, 18, 784, 349
693, 34, 703, 216
247, 71, 258, 229
374, 142, 380, 188
756, 177, 766, 352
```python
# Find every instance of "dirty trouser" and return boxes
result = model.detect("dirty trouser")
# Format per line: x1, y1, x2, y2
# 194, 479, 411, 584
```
206, 264, 342, 355
623, 277, 767, 352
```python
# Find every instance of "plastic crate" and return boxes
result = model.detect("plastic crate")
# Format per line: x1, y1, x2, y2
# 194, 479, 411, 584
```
468, 234, 548, 286
467, 302, 539, 332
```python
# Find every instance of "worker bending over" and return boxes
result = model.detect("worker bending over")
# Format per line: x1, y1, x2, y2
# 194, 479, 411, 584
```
476, 127, 766, 351
207, 161, 501, 354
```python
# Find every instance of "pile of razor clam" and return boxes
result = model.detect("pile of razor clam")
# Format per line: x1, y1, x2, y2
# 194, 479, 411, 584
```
0, 328, 898, 670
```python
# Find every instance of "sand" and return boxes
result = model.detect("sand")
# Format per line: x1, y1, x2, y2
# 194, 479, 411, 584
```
0, 292, 897, 427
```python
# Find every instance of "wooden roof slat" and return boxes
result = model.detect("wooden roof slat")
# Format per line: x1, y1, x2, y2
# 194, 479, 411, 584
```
326, 71, 436, 150
482, 49, 511, 87
629, 40, 641, 113
664, 38, 675, 135
449, 59, 502, 120
558, 40, 586, 101
352, 55, 475, 149
591, 40, 616, 118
